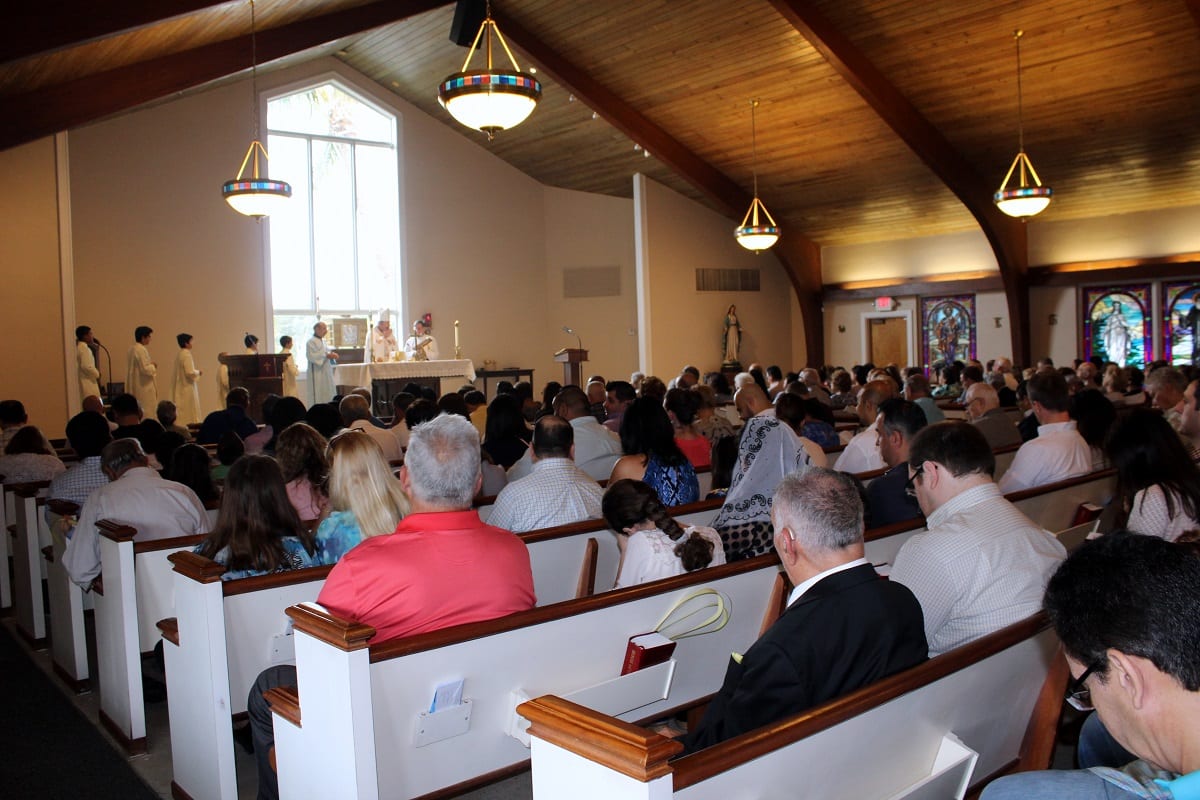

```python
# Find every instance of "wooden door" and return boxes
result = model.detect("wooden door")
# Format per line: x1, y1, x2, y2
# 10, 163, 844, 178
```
869, 317, 908, 366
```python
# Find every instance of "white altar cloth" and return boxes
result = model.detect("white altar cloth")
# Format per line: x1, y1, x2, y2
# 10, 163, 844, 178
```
336, 359, 477, 387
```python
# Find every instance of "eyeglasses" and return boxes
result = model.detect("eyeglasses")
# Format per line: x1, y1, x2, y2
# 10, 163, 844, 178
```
904, 464, 925, 499
1066, 663, 1101, 711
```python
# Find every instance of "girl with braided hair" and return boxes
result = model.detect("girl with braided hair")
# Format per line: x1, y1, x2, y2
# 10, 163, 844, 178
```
602, 479, 725, 588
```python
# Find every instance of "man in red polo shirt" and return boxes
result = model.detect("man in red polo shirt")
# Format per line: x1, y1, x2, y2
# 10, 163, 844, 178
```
247, 413, 534, 800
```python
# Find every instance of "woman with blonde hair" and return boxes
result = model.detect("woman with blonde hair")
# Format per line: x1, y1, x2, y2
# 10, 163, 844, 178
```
314, 430, 409, 562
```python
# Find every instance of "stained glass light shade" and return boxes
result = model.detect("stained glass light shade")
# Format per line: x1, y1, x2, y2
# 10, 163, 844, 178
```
438, 71, 541, 136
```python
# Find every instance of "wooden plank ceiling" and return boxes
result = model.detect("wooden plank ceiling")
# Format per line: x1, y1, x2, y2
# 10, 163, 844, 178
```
2, 0, 1198, 250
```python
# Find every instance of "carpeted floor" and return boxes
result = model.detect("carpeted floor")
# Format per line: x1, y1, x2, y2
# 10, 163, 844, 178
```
0, 624, 159, 799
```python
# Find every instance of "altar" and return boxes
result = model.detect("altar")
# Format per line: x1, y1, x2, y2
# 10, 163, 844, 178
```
335, 359, 477, 415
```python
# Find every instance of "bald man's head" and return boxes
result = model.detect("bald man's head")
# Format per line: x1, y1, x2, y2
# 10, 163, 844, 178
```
735, 384, 771, 420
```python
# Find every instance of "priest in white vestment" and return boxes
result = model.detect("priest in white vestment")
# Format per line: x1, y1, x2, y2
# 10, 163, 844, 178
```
172, 333, 203, 425
307, 321, 338, 405
126, 325, 158, 413
76, 325, 101, 403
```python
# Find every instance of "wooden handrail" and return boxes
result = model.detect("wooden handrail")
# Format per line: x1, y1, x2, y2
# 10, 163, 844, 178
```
96, 519, 137, 542
133, 533, 206, 554
10, 480, 51, 498
46, 499, 79, 516
222, 564, 333, 597
1003, 467, 1115, 503
366, 552, 783, 663
285, 603, 376, 652
670, 614, 1052, 789
168, 550, 226, 583
519, 695, 682, 781
265, 686, 302, 728
574, 537, 599, 598
157, 617, 179, 646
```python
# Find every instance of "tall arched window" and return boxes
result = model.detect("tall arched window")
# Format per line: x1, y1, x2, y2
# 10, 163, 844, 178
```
267, 81, 401, 371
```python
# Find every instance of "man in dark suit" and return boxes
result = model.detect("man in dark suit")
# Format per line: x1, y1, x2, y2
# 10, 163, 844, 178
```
866, 398, 928, 527
681, 467, 928, 753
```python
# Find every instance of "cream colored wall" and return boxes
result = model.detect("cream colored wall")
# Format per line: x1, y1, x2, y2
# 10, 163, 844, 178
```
1030, 205, 1200, 265
70, 80, 269, 418
1031, 287, 1078, 366
822, 229, 997, 284
0, 138, 68, 435
633, 175, 795, 378
543, 187, 637, 384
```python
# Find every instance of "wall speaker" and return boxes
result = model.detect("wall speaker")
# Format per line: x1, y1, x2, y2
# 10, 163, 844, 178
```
450, 0, 487, 47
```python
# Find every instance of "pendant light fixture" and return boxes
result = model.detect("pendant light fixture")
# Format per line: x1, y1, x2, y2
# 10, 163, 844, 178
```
994, 29, 1052, 219
735, 99, 780, 252
221, 0, 291, 218
438, 1, 542, 140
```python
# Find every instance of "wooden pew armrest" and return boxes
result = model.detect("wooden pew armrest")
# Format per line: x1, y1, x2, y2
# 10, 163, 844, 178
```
158, 617, 179, 646
518, 695, 681, 781
265, 686, 301, 728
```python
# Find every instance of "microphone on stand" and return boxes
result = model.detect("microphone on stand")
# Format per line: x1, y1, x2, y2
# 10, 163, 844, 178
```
562, 326, 583, 352
94, 339, 115, 399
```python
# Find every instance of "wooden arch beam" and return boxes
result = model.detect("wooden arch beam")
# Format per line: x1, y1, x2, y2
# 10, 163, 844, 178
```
1, 1, 238, 65
0, 0, 448, 154
769, 0, 1032, 365
493, 10, 826, 366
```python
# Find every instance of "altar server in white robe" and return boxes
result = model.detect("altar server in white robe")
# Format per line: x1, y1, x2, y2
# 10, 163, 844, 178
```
307, 321, 338, 405
76, 325, 101, 402
403, 319, 439, 361
126, 325, 158, 413
280, 336, 300, 399
172, 333, 203, 425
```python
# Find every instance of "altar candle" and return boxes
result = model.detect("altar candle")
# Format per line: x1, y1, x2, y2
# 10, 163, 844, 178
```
454, 320, 460, 351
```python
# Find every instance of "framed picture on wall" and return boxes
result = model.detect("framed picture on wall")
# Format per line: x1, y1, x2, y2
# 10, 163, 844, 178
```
1081, 285, 1151, 369
1164, 282, 1200, 367
920, 295, 976, 369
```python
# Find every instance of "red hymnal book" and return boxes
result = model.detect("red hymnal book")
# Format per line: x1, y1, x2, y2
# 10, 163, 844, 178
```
621, 632, 677, 675
1071, 503, 1104, 527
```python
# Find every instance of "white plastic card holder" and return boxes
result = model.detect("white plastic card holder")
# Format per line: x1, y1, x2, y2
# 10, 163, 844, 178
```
413, 699, 473, 748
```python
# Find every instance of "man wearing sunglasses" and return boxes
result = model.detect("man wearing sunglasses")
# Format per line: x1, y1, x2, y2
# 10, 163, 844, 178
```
983, 533, 1200, 799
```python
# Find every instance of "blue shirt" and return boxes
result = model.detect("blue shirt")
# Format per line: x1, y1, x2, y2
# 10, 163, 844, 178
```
314, 510, 365, 564
199, 535, 319, 580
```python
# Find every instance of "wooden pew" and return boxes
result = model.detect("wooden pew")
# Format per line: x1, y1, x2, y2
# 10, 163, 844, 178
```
525, 498, 723, 604
43, 499, 92, 692
161, 556, 336, 800
268, 554, 787, 800
92, 520, 207, 753
8, 480, 52, 645
0, 474, 9, 611
518, 614, 1065, 800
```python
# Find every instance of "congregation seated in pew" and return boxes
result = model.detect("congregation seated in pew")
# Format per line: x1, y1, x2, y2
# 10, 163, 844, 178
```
711, 384, 812, 560
313, 428, 410, 562
890, 421, 1066, 657
0, 424, 66, 483
679, 468, 926, 753
602, 479, 724, 588
1105, 408, 1200, 541
47, 411, 113, 536
247, 413, 534, 800
274, 421, 330, 520
610, 397, 700, 507
487, 414, 603, 533
192, 455, 323, 579
63, 438, 210, 590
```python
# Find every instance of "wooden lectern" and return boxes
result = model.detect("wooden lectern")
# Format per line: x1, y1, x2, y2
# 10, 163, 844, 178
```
218, 354, 289, 422
554, 348, 588, 387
